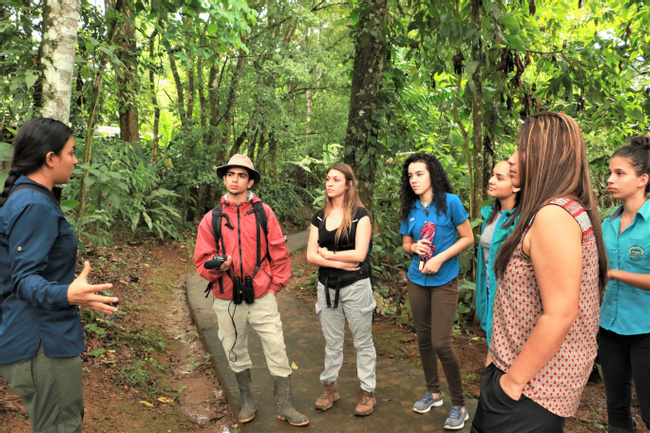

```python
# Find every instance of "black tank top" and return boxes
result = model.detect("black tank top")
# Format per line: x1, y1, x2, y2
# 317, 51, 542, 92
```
311, 207, 371, 288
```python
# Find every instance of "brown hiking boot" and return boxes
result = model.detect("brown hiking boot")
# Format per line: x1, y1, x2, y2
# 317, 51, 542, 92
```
315, 381, 340, 411
354, 389, 376, 416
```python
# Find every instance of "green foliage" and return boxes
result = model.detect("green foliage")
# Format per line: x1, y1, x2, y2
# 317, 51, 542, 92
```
257, 179, 316, 225
69, 138, 181, 242
455, 280, 476, 326
0, 1, 41, 121
3, 0, 648, 337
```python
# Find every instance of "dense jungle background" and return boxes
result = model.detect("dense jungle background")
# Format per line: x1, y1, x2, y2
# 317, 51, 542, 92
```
0, 0, 649, 431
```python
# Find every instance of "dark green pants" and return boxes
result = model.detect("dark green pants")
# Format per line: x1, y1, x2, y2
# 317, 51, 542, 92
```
0, 344, 83, 433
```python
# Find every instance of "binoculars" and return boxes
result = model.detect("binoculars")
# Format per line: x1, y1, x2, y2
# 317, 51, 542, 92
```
233, 276, 255, 305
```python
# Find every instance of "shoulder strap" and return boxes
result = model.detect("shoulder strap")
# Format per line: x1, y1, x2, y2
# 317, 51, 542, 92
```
8, 183, 59, 208
247, 201, 269, 275
252, 201, 268, 238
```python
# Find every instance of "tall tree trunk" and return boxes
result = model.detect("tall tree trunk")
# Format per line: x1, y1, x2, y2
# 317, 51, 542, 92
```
38, 0, 80, 123
217, 49, 246, 163
267, 132, 278, 177
186, 46, 195, 124
169, 50, 187, 129
230, 120, 252, 157
148, 30, 160, 165
197, 42, 207, 128
470, 0, 484, 221
306, 89, 312, 144
78, 5, 119, 219
115, 0, 139, 144
343, 0, 387, 214
207, 62, 220, 144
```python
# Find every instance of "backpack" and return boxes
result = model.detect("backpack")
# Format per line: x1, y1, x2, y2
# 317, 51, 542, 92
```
203, 200, 269, 297
6, 183, 59, 207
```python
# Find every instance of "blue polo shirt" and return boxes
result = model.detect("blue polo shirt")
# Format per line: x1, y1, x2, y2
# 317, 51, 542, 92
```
600, 198, 650, 335
0, 176, 84, 364
399, 193, 469, 287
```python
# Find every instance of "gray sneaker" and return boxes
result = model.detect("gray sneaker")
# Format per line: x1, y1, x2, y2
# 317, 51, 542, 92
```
444, 406, 469, 430
412, 392, 443, 413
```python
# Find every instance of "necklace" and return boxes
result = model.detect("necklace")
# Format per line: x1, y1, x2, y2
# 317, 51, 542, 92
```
420, 200, 432, 217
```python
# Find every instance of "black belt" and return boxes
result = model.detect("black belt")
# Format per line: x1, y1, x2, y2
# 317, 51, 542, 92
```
324, 274, 342, 308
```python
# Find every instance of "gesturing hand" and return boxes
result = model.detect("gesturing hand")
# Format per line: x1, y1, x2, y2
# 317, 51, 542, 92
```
67, 261, 119, 314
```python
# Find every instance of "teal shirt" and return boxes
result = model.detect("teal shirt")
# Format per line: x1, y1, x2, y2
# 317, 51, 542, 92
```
600, 198, 650, 335
399, 193, 469, 287
475, 205, 519, 345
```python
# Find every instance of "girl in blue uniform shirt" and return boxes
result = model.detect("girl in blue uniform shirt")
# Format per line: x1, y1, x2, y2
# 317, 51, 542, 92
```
599, 135, 650, 433
399, 152, 474, 430
0, 118, 118, 433
475, 159, 520, 346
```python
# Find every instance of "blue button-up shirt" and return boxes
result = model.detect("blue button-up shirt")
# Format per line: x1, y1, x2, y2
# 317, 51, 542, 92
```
399, 193, 469, 287
600, 198, 650, 335
0, 176, 84, 364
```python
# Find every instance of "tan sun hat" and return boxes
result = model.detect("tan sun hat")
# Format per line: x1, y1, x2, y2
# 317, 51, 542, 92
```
216, 154, 261, 185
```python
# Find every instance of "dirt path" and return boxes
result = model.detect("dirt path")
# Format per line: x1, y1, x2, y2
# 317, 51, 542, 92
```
0, 239, 235, 433
1, 234, 647, 432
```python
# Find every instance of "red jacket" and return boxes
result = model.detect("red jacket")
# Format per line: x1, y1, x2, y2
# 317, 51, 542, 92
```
194, 194, 290, 300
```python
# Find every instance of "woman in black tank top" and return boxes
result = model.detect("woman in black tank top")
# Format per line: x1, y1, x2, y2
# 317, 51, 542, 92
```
306, 163, 377, 417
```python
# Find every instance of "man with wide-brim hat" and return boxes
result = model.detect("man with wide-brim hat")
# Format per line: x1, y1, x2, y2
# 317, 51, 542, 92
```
216, 154, 261, 186
194, 153, 309, 427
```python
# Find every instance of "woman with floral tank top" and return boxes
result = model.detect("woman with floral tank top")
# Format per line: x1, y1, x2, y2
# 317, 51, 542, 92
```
471, 112, 608, 433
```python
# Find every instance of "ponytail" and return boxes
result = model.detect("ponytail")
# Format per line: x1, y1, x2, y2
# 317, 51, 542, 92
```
0, 170, 22, 207
613, 135, 650, 193
0, 118, 72, 207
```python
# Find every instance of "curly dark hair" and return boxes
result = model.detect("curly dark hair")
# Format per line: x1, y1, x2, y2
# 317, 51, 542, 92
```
400, 152, 454, 222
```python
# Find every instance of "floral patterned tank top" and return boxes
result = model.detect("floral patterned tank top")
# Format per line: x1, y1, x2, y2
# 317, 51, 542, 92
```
489, 198, 600, 417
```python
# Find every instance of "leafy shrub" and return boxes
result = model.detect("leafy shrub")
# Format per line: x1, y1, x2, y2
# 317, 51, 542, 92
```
69, 137, 181, 241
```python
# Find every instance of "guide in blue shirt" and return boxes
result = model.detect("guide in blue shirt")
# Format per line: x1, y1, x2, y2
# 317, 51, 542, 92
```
398, 152, 473, 430
0, 118, 118, 433
598, 135, 650, 433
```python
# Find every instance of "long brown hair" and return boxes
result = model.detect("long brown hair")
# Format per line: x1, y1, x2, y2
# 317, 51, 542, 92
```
494, 112, 608, 291
323, 163, 364, 244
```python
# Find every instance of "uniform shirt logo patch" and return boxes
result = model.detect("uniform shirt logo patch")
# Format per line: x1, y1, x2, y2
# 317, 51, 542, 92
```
629, 245, 644, 262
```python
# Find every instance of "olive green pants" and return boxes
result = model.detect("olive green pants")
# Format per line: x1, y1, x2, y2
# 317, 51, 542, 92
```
0, 344, 83, 433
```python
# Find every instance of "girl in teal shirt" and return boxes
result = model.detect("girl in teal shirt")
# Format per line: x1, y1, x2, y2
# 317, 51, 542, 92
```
475, 159, 520, 346
599, 135, 650, 433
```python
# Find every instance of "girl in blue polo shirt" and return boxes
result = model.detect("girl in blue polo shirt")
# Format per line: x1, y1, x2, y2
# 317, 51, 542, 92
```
0, 118, 118, 433
599, 136, 650, 433
399, 152, 474, 430
475, 159, 520, 346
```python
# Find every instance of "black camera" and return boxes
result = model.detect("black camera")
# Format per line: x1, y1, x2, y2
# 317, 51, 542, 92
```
205, 255, 228, 270
233, 276, 255, 305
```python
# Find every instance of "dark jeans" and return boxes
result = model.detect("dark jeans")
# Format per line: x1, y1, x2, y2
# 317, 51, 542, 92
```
407, 277, 465, 407
599, 327, 650, 430
471, 363, 565, 433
